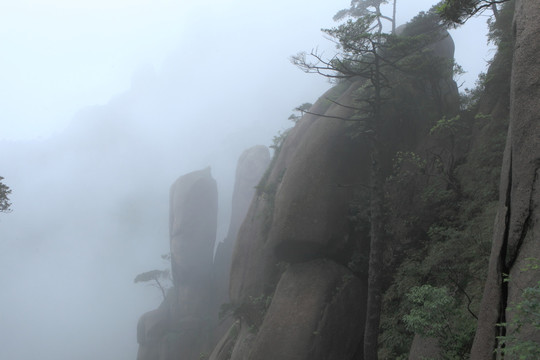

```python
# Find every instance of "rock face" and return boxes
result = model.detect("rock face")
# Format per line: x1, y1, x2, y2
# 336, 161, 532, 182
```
211, 22, 459, 360
169, 167, 217, 287
227, 146, 271, 243
213, 145, 270, 341
249, 260, 365, 360
137, 167, 218, 360
214, 145, 270, 309
471, 1, 540, 358
216, 80, 371, 360
228, 80, 374, 304
137, 19, 464, 360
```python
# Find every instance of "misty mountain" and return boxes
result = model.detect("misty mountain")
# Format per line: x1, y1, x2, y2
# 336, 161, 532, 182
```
0, 37, 323, 359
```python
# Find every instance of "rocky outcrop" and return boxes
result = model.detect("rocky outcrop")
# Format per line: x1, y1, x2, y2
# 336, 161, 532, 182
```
217, 81, 371, 360
226, 146, 271, 243
137, 167, 218, 360
136, 15, 466, 360
228, 81, 372, 304
214, 19, 460, 359
249, 260, 365, 360
169, 167, 217, 287
213, 145, 270, 342
471, 1, 540, 358
214, 145, 270, 310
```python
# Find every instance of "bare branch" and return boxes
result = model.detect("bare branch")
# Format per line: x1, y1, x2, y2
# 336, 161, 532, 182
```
324, 97, 365, 111
302, 110, 369, 122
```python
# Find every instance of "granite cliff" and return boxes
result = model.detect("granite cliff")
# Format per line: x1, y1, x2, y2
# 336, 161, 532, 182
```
136, 1, 540, 358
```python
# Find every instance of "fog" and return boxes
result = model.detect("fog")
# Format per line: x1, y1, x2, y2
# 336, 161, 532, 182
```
0, 1, 493, 359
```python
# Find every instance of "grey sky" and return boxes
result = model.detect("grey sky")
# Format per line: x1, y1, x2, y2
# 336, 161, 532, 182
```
1, 0, 492, 140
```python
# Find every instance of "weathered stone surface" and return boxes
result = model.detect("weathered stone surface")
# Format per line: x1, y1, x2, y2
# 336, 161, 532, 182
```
169, 166, 217, 287
471, 1, 540, 358
214, 146, 270, 304
267, 83, 370, 264
396, 23, 455, 61
213, 146, 270, 340
228, 193, 279, 306
137, 308, 168, 360
228, 145, 271, 242
208, 321, 240, 360
248, 260, 365, 360
228, 82, 370, 305
137, 167, 218, 360
223, 27, 460, 360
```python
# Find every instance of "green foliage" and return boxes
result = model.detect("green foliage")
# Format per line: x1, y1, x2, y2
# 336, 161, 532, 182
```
334, 0, 393, 22
379, 32, 509, 353
0, 176, 12, 213
497, 259, 540, 359
134, 255, 172, 299
486, 0, 514, 47
294, 4, 451, 127
430, 115, 463, 136
437, 0, 509, 26
404, 285, 455, 338
404, 285, 476, 359
288, 102, 313, 123
221, 294, 273, 334
249, 294, 273, 313
134, 269, 170, 283
270, 129, 289, 152
219, 302, 241, 323
459, 72, 487, 110
293, 2, 512, 359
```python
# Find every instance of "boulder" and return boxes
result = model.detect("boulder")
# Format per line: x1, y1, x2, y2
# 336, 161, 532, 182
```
266, 82, 370, 264
229, 81, 370, 305
248, 260, 366, 360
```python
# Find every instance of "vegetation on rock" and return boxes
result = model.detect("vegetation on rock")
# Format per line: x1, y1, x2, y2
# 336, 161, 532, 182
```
437, 0, 510, 25
293, 5, 461, 358
379, 2, 514, 358
0, 176, 11, 213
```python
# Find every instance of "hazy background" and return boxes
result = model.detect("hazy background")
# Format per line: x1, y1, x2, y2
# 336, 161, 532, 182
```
0, 1, 494, 359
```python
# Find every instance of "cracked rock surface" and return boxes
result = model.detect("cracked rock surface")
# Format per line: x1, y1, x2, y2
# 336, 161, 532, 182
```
471, 0, 540, 357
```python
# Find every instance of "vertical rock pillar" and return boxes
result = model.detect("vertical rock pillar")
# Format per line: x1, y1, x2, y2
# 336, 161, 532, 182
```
214, 145, 270, 315
137, 167, 218, 360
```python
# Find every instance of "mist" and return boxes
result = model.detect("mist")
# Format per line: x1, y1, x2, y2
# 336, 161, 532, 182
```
0, 1, 493, 359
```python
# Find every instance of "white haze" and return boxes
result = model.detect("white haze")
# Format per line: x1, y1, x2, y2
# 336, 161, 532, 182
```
0, 1, 493, 359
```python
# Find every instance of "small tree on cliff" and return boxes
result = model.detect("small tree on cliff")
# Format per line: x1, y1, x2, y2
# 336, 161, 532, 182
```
293, 5, 451, 359
334, 0, 397, 33
0, 176, 12, 213
437, 0, 509, 25
134, 254, 172, 300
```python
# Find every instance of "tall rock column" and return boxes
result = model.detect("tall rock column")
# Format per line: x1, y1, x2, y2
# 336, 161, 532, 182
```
471, 1, 540, 358
137, 167, 218, 360
213, 146, 270, 333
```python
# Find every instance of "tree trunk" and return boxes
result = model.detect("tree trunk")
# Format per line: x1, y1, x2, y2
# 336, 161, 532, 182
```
392, 0, 397, 34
